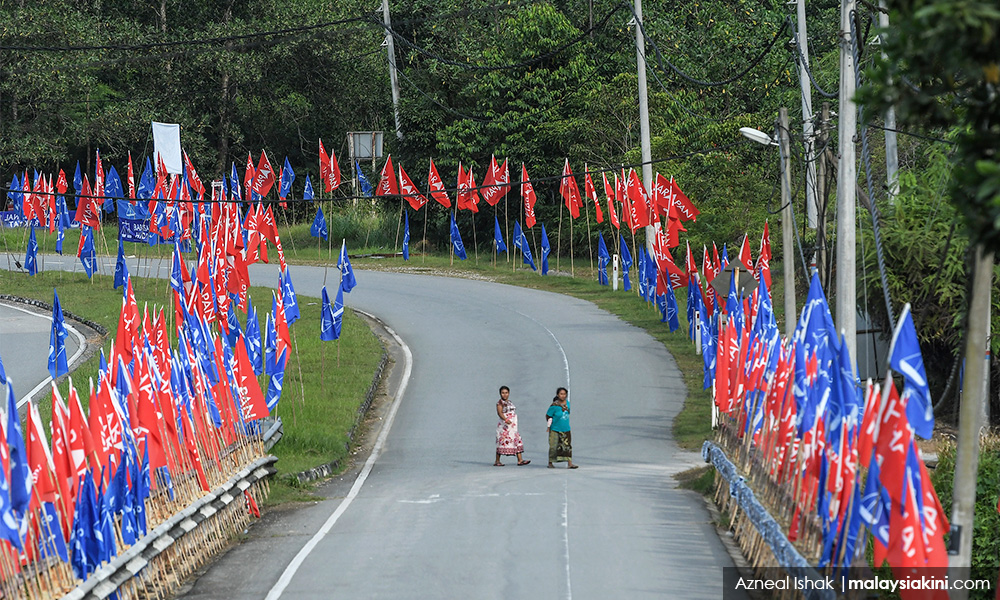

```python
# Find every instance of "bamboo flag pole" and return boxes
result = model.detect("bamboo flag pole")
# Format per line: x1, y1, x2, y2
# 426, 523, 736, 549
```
569, 205, 575, 278
471, 210, 478, 263
450, 204, 456, 267
421, 203, 428, 265
556, 193, 563, 273
584, 166, 594, 273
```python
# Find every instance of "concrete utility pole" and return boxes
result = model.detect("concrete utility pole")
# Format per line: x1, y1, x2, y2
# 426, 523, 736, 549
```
381, 0, 403, 140
632, 0, 656, 253
779, 109, 796, 337
794, 0, 819, 228
877, 0, 899, 203
816, 103, 831, 286
948, 246, 994, 599
836, 0, 858, 370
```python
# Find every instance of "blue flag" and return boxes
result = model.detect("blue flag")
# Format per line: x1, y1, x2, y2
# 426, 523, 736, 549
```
264, 312, 277, 377
226, 305, 242, 348
105, 166, 124, 204
311, 207, 328, 241
138, 158, 154, 200
25, 225, 38, 276
229, 162, 242, 202
114, 237, 129, 290
620, 235, 632, 291
279, 157, 295, 199
889, 304, 934, 439
0, 436, 21, 550
73, 161, 83, 194
70, 476, 92, 578
6, 379, 31, 516
402, 210, 410, 261
338, 240, 357, 292
332, 285, 344, 340
49, 290, 69, 378
540, 224, 551, 275
0, 351, 5, 382
320, 287, 339, 342
449, 214, 467, 260
266, 348, 288, 411
355, 161, 374, 197
663, 287, 680, 332
512, 221, 535, 271
281, 268, 300, 325
597, 234, 609, 285
493, 216, 507, 253
7, 174, 22, 213
245, 302, 263, 376
79, 227, 96, 278
637, 248, 647, 298
303, 174, 314, 201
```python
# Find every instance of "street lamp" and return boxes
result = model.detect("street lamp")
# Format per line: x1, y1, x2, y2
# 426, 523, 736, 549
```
739, 127, 777, 147
741, 111, 796, 337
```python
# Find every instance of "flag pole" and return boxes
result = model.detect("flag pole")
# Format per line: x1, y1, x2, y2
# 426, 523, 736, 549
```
421, 203, 428, 265
471, 210, 478, 264
585, 164, 594, 273
503, 181, 510, 264
493, 205, 498, 268
556, 191, 563, 273
450, 204, 456, 267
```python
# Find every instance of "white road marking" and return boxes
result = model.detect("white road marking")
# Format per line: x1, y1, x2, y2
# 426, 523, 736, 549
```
513, 309, 570, 390
397, 492, 545, 504
562, 480, 572, 600
0, 301, 88, 408
264, 311, 412, 600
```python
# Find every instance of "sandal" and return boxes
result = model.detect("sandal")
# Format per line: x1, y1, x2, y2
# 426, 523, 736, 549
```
518, 460, 531, 466
494, 462, 505, 467
568, 464, 579, 469
547, 463, 555, 469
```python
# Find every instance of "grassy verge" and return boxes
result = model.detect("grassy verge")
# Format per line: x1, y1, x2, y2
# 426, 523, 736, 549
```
0, 268, 384, 504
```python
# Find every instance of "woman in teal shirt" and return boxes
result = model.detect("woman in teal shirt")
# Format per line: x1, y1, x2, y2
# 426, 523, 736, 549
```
546, 387, 578, 469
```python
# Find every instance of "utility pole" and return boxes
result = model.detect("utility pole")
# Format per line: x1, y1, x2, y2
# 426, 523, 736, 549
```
816, 103, 830, 287
779, 109, 796, 337
381, 0, 403, 140
794, 0, 819, 228
836, 0, 858, 370
632, 0, 656, 254
877, 0, 899, 202
948, 246, 994, 599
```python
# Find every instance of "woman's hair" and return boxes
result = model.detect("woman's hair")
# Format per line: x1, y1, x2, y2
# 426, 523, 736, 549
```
499, 385, 510, 394
556, 387, 568, 396
553, 396, 561, 404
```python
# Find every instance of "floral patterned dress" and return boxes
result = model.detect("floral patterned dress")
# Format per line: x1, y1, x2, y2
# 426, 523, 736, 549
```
496, 399, 524, 455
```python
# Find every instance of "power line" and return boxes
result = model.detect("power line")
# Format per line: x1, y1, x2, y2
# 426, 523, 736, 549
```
626, 3, 791, 88
372, 4, 625, 72
0, 15, 371, 52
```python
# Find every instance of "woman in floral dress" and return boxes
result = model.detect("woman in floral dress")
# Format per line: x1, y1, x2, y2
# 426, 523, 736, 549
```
495, 386, 530, 466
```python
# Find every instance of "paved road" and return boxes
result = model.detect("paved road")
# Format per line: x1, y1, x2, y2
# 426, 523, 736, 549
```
0, 300, 86, 407
34, 255, 740, 599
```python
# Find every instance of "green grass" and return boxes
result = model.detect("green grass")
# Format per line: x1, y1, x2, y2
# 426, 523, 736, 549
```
0, 267, 385, 504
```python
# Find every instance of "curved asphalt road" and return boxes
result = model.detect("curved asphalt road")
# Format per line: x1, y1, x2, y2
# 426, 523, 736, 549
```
0, 300, 85, 407
30, 255, 740, 598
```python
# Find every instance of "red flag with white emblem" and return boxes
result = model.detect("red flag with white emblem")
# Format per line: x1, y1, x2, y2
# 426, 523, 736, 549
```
397, 164, 428, 210
375, 155, 399, 197
427, 159, 451, 208
250, 151, 276, 198
521, 164, 537, 229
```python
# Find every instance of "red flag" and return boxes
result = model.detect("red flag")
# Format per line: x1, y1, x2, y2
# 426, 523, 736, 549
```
68, 381, 96, 476
319, 139, 331, 193
670, 177, 700, 221
755, 222, 772, 290
427, 159, 451, 208
653, 173, 673, 215
180, 408, 210, 491
604, 173, 619, 229
27, 401, 58, 505
244, 490, 261, 518
184, 151, 205, 198
57, 169, 68, 196
887, 484, 928, 595
738, 234, 754, 272
74, 176, 101, 228
465, 167, 480, 213
329, 145, 342, 192
715, 317, 732, 412
244, 152, 255, 197
250, 151, 276, 198
234, 339, 269, 421
875, 382, 912, 504
127, 152, 136, 200
584, 171, 604, 223
94, 150, 105, 202
521, 164, 537, 229
703, 245, 718, 314
50, 386, 76, 508
375, 155, 399, 197
479, 155, 504, 206
858, 381, 879, 468
625, 169, 650, 230
397, 164, 428, 210
260, 205, 280, 245
136, 352, 168, 470
558, 159, 582, 219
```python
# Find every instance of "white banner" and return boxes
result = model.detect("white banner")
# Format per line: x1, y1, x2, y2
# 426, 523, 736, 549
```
151, 121, 183, 175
